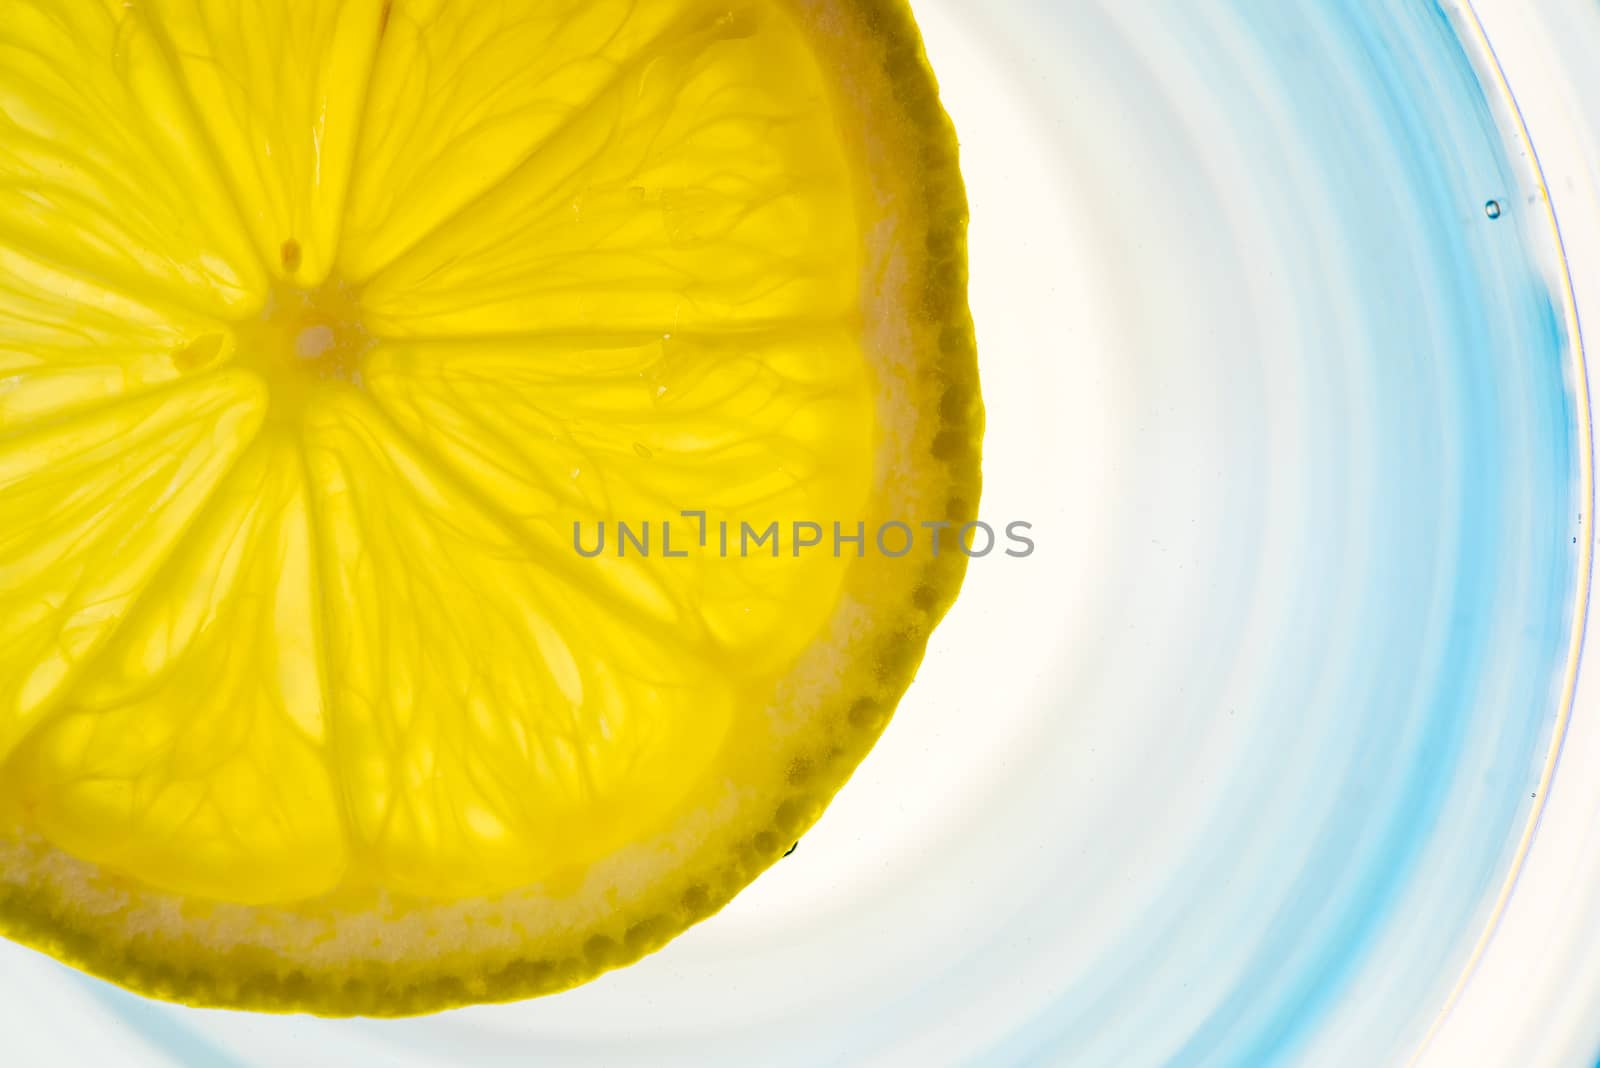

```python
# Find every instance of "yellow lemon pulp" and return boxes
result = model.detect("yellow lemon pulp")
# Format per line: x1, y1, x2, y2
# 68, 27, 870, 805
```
0, 0, 980, 1013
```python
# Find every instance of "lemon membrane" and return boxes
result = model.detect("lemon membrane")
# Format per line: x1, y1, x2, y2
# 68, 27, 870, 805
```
0, 0, 980, 1013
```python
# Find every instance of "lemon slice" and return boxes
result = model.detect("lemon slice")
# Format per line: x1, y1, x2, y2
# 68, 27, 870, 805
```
0, 0, 981, 1014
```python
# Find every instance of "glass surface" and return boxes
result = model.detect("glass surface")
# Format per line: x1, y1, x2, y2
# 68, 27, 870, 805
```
5, 1, 1600, 1064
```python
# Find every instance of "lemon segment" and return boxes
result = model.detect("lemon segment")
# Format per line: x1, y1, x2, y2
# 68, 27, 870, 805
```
146, 0, 387, 286
6, 432, 344, 905
0, 0, 265, 317
360, 1, 857, 337
0, 245, 232, 430
302, 389, 735, 898
339, 0, 720, 282
364, 329, 876, 675
0, 372, 267, 759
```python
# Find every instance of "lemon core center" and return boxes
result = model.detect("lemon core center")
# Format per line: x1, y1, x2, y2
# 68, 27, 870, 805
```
239, 279, 373, 413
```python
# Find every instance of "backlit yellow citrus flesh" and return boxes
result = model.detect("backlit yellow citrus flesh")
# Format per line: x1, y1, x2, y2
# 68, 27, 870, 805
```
0, 0, 980, 1013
